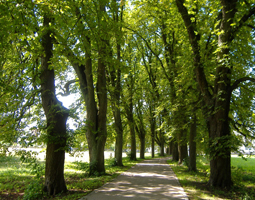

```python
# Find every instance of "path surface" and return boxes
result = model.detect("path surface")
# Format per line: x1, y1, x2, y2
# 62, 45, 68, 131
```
80, 157, 188, 200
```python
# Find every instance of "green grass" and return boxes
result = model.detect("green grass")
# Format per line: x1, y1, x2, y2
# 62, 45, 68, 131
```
168, 156, 255, 200
2, 154, 254, 199
0, 155, 143, 200
231, 156, 255, 173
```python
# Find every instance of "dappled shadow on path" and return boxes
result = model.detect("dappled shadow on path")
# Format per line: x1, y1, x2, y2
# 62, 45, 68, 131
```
82, 158, 188, 200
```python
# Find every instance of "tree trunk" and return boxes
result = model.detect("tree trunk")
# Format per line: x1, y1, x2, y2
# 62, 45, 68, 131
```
86, 39, 108, 175
169, 140, 173, 155
135, 100, 146, 160
177, 128, 188, 164
189, 113, 197, 171
124, 74, 136, 161
137, 124, 146, 159
140, 135, 145, 159
129, 120, 137, 160
208, 114, 232, 188
149, 105, 156, 158
172, 141, 179, 162
112, 1, 124, 167
70, 35, 107, 175
114, 104, 123, 166
41, 15, 68, 195
151, 134, 155, 158
207, 0, 236, 188
160, 143, 165, 156
178, 143, 188, 165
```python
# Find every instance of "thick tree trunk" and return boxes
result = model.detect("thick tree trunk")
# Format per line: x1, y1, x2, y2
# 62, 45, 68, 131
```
43, 111, 68, 195
41, 15, 68, 195
86, 42, 108, 175
169, 140, 173, 155
189, 113, 197, 171
172, 141, 179, 162
129, 121, 137, 160
157, 128, 165, 157
178, 143, 188, 165
207, 0, 235, 188
71, 35, 107, 175
177, 129, 188, 164
140, 136, 145, 159
160, 142, 165, 156
208, 116, 232, 188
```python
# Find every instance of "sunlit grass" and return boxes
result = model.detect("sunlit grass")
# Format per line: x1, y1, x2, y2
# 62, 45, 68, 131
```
168, 156, 255, 200
0, 155, 143, 199
231, 156, 255, 173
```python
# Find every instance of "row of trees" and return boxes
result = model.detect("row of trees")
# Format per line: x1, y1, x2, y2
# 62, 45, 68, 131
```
1, 0, 255, 195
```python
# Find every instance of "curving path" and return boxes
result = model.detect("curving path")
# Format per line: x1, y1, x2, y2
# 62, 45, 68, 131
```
80, 157, 189, 200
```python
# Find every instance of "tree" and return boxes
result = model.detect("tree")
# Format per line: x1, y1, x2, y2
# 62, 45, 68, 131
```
53, 0, 111, 175
0, 1, 70, 194
123, 69, 137, 161
189, 110, 197, 172
175, 0, 255, 188
40, 14, 69, 194
107, 0, 125, 166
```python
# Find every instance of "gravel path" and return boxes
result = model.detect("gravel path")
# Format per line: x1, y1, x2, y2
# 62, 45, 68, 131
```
80, 157, 189, 200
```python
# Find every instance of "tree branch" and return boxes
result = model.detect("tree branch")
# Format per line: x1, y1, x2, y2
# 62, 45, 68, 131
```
58, 79, 79, 96
232, 6, 255, 41
230, 117, 255, 139
247, 24, 255, 30
124, 26, 171, 82
175, 0, 212, 104
231, 77, 255, 92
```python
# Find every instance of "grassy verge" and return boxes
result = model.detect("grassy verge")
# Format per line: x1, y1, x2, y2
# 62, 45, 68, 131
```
168, 156, 255, 200
0, 155, 143, 200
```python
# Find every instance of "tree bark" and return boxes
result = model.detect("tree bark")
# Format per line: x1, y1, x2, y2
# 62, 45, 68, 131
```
135, 123, 146, 159
160, 136, 165, 156
149, 103, 156, 158
124, 73, 136, 161
140, 135, 145, 159
106, 0, 125, 167
128, 114, 136, 160
113, 101, 124, 166
189, 113, 197, 172
151, 132, 155, 158
41, 15, 68, 195
112, 41, 123, 166
172, 141, 179, 162
178, 143, 188, 165
169, 140, 173, 155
